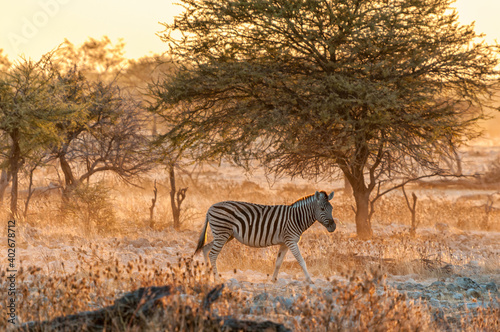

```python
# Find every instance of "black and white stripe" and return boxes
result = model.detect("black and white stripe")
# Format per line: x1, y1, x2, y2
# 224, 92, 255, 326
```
194, 191, 336, 283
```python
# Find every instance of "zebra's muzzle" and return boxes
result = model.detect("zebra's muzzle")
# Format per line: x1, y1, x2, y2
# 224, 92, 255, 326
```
326, 220, 336, 232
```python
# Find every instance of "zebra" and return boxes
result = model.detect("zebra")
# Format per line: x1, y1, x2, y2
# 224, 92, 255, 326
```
194, 191, 336, 283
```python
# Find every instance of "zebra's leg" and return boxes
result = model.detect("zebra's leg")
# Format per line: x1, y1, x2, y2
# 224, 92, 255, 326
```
202, 241, 213, 264
286, 241, 314, 284
208, 235, 233, 282
272, 244, 288, 283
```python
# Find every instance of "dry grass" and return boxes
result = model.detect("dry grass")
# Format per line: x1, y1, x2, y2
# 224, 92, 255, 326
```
1, 252, 498, 331
0, 168, 499, 331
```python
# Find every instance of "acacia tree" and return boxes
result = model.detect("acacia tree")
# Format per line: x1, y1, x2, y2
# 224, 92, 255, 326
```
49, 40, 155, 193
154, 0, 500, 238
51, 69, 153, 192
0, 56, 78, 217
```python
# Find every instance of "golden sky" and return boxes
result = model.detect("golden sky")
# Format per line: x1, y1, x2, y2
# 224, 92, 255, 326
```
0, 0, 183, 59
1, 0, 500, 61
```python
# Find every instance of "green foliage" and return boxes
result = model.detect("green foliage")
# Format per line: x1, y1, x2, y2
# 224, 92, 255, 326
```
153, 0, 500, 237
0, 55, 82, 152
0, 54, 90, 215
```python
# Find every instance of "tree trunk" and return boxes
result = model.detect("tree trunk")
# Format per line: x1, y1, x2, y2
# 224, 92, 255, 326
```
344, 164, 373, 239
344, 174, 353, 197
23, 165, 38, 221
0, 169, 10, 205
149, 181, 158, 228
9, 129, 21, 219
453, 148, 462, 176
353, 189, 373, 239
402, 186, 418, 236
59, 154, 76, 187
169, 165, 188, 230
169, 165, 181, 229
59, 153, 79, 200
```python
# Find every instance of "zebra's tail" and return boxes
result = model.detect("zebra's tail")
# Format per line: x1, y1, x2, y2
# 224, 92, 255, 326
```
194, 212, 209, 256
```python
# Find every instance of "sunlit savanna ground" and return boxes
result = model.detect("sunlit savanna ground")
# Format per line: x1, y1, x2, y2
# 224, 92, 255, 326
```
1, 139, 499, 331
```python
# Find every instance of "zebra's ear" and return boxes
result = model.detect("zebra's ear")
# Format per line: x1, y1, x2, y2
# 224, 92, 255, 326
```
328, 191, 334, 200
314, 191, 321, 200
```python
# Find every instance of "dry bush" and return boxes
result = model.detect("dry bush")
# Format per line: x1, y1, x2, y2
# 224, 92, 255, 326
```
61, 183, 117, 235
299, 270, 433, 331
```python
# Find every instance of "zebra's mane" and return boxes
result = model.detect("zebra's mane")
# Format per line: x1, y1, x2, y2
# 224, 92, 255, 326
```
290, 193, 316, 208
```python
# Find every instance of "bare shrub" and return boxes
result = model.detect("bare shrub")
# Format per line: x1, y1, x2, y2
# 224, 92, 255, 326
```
62, 182, 117, 235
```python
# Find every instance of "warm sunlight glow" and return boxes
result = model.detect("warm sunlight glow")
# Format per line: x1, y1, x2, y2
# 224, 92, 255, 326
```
1, 1, 498, 61
0, 0, 183, 60
454, 0, 500, 44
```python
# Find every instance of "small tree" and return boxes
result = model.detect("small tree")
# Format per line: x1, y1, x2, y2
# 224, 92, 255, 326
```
0, 56, 75, 218
63, 182, 117, 235
402, 186, 418, 237
0, 52, 10, 205
150, 135, 189, 230
154, 0, 500, 238
48, 53, 154, 193
168, 162, 188, 230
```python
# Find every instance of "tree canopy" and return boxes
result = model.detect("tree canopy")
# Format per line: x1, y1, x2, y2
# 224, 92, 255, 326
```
0, 55, 83, 216
0, 39, 156, 218
154, 0, 500, 238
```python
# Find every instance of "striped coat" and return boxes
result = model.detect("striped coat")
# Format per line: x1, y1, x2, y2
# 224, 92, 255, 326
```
194, 191, 336, 283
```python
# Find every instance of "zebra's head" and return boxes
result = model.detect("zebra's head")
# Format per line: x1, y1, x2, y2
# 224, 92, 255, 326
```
314, 191, 336, 232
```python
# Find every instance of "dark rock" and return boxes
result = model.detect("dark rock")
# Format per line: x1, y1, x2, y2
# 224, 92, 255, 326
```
406, 291, 429, 300
253, 292, 272, 303
429, 298, 441, 307
404, 281, 425, 290
466, 288, 481, 299
455, 277, 480, 290
429, 281, 446, 289
484, 282, 498, 293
